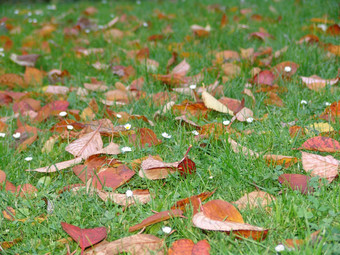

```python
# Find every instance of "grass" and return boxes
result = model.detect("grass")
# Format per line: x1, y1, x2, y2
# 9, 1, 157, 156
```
0, 0, 339, 254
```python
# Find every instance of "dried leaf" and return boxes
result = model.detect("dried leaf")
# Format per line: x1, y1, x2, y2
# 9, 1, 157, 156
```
319, 100, 340, 123
61, 222, 106, 254
193, 212, 268, 241
24, 67, 44, 86
16, 183, 38, 198
65, 130, 103, 159
305, 123, 334, 135
235, 107, 254, 122
129, 128, 162, 148
251, 70, 275, 86
0, 73, 25, 88
263, 154, 298, 168
85, 234, 164, 255
301, 75, 339, 91
129, 209, 183, 232
301, 152, 339, 183
97, 189, 151, 206
26, 158, 83, 173
202, 91, 234, 115
171, 190, 216, 213
228, 138, 260, 158
168, 239, 194, 255
203, 200, 244, 223
233, 191, 275, 210
171, 59, 190, 76
10, 53, 40, 66
0, 169, 6, 184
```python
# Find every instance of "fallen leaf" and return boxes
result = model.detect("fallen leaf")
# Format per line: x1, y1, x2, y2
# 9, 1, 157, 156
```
85, 234, 164, 255
0, 169, 6, 184
24, 67, 44, 86
263, 154, 298, 168
129, 209, 183, 232
235, 107, 254, 122
0, 238, 22, 250
305, 123, 334, 135
96, 189, 151, 206
26, 158, 83, 173
271, 61, 299, 78
300, 75, 339, 91
203, 200, 244, 223
250, 70, 275, 86
193, 210, 268, 241
171, 190, 216, 213
129, 128, 162, 148
264, 92, 284, 107
16, 183, 38, 198
289, 125, 305, 138
10, 53, 40, 66
168, 239, 211, 255
215, 50, 240, 64
319, 100, 340, 123
61, 222, 106, 254
278, 174, 313, 194
233, 191, 276, 210
191, 24, 211, 37
65, 130, 103, 159
171, 59, 190, 76
0, 73, 25, 88
202, 91, 234, 115
301, 152, 339, 183
297, 136, 340, 153
228, 138, 260, 158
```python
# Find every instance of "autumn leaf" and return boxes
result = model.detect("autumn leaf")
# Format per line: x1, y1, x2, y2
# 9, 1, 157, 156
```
263, 154, 298, 168
85, 234, 164, 255
278, 174, 313, 195
319, 100, 340, 123
96, 189, 151, 206
61, 222, 106, 254
168, 239, 211, 255
65, 130, 103, 159
202, 91, 234, 115
301, 152, 339, 183
129, 209, 183, 232
26, 158, 83, 173
233, 191, 276, 210
296, 136, 340, 153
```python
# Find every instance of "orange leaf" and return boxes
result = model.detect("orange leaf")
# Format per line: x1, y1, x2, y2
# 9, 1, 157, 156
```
24, 67, 44, 86
203, 199, 244, 223
263, 154, 298, 168
233, 191, 276, 210
129, 128, 162, 148
171, 190, 216, 212
168, 239, 195, 255
319, 100, 340, 123
297, 136, 340, 153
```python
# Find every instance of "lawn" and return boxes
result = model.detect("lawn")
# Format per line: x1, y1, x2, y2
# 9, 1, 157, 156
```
0, 0, 339, 254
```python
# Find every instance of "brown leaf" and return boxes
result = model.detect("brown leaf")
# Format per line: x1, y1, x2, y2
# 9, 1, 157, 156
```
297, 136, 340, 153
271, 61, 299, 78
0, 238, 22, 250
264, 92, 284, 107
228, 138, 260, 158
26, 158, 83, 173
233, 191, 275, 210
301, 152, 339, 183
215, 51, 240, 64
191, 24, 210, 37
129, 209, 183, 232
171, 190, 216, 213
235, 107, 254, 122
319, 100, 340, 123
289, 125, 305, 138
278, 174, 313, 194
263, 154, 298, 168
85, 234, 164, 255
249, 31, 274, 41
96, 189, 151, 206
34, 100, 69, 123
96, 142, 121, 155
65, 130, 103, 159
16, 183, 38, 198
45, 85, 70, 95
2, 206, 16, 221
129, 128, 162, 148
327, 24, 340, 36
220, 13, 228, 28
222, 63, 241, 77
24, 67, 44, 86
10, 53, 40, 66
61, 222, 106, 253
192, 240, 211, 255
218, 97, 242, 113
0, 73, 25, 88
172, 101, 210, 119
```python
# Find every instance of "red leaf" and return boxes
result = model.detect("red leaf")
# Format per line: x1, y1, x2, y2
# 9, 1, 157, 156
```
297, 136, 340, 153
278, 174, 313, 194
192, 240, 211, 255
129, 128, 162, 148
251, 70, 275, 86
61, 222, 106, 253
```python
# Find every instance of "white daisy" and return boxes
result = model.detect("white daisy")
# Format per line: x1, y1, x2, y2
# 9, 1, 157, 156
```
189, 84, 197, 89
162, 226, 172, 234
275, 244, 285, 252
121, 146, 132, 153
124, 123, 131, 130
0, 133, 5, 138
161, 132, 172, 139
13, 132, 21, 139
223, 120, 230, 126
25, 157, 33, 161
284, 66, 292, 72
66, 125, 74, 130
300, 100, 308, 105
324, 102, 331, 106
125, 190, 133, 197
116, 114, 122, 119
59, 111, 67, 117
192, 130, 199, 136
246, 117, 254, 123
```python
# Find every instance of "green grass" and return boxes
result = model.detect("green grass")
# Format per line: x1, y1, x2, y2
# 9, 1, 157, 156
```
0, 0, 339, 254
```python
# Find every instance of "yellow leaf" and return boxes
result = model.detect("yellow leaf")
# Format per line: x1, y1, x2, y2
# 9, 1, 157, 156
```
305, 123, 334, 135
202, 91, 234, 115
